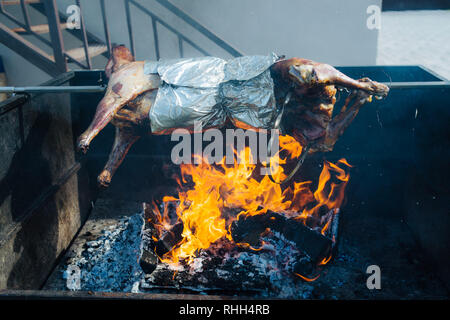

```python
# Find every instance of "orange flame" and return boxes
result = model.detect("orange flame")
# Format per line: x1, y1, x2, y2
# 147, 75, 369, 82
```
319, 255, 332, 266
294, 273, 321, 282
156, 135, 351, 265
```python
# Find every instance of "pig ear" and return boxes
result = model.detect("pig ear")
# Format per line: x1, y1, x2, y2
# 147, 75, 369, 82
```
111, 45, 135, 71
105, 57, 114, 78
105, 45, 134, 78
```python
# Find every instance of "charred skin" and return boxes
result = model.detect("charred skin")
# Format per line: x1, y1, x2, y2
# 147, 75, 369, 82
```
270, 58, 389, 152
77, 46, 389, 187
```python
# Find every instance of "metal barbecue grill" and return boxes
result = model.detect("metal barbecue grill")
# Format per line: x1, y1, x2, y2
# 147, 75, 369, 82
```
0, 65, 448, 299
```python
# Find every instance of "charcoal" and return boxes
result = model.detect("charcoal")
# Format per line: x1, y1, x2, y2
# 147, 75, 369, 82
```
143, 202, 159, 226
139, 249, 158, 274
155, 222, 184, 257
231, 211, 333, 264
230, 215, 267, 247
293, 257, 317, 278
142, 201, 184, 258
139, 234, 310, 297
143, 200, 179, 226
140, 199, 337, 294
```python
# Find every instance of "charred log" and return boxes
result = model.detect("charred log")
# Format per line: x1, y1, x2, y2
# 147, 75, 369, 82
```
230, 211, 333, 264
155, 222, 184, 258
140, 199, 338, 279
139, 249, 158, 274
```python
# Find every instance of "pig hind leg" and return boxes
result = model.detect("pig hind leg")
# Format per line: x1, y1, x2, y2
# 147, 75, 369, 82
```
97, 127, 140, 187
321, 90, 372, 150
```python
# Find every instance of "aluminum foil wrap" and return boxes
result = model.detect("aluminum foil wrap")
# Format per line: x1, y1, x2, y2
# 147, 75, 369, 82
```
145, 54, 279, 134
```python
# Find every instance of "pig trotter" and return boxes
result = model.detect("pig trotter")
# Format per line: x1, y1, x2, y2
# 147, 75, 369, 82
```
355, 77, 389, 98
77, 135, 91, 154
98, 170, 112, 188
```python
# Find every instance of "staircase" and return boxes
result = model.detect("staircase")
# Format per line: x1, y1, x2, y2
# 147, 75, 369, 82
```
0, 0, 242, 77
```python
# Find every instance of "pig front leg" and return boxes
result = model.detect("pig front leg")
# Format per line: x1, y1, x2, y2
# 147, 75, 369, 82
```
288, 61, 389, 98
77, 60, 159, 153
314, 67, 389, 98
77, 93, 124, 153
97, 127, 140, 187
326, 72, 389, 98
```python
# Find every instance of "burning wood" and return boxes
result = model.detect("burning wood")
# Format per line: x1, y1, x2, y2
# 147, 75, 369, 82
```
230, 211, 334, 264
138, 141, 346, 287
150, 145, 347, 262
139, 203, 339, 294
141, 203, 338, 278
155, 222, 184, 258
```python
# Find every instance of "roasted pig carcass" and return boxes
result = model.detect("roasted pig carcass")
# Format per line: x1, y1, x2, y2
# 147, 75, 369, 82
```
77, 45, 389, 187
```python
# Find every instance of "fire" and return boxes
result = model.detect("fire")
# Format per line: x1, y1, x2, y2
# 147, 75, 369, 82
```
154, 135, 351, 267
319, 255, 332, 266
294, 273, 321, 282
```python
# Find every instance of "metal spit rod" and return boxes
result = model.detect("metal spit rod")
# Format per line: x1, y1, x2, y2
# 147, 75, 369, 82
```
0, 81, 448, 93
383, 81, 450, 89
0, 86, 107, 93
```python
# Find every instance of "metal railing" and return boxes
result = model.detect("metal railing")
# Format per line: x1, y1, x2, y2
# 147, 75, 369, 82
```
0, 0, 242, 76
0, 0, 53, 48
125, 0, 243, 59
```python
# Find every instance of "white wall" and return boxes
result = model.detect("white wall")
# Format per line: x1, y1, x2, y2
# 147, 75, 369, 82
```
0, 46, 52, 86
171, 0, 381, 65
1, 0, 381, 85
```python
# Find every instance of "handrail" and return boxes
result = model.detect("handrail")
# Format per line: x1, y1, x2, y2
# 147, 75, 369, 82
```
151, 16, 160, 60
125, 0, 211, 58
0, 0, 243, 74
124, 0, 135, 57
0, 21, 60, 75
75, 0, 91, 69
100, 0, 111, 57
0, 0, 52, 47
128, 0, 243, 58
153, 0, 243, 57
19, 0, 31, 31
42, 0, 67, 73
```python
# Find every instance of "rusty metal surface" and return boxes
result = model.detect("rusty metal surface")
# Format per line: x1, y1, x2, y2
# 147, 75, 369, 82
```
0, 71, 93, 290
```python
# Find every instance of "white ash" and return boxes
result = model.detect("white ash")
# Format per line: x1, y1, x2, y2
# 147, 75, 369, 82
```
62, 214, 145, 292
141, 229, 317, 298
188, 258, 204, 274
55, 212, 317, 297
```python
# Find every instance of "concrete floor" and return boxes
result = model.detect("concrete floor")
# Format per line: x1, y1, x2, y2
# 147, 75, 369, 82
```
377, 10, 450, 80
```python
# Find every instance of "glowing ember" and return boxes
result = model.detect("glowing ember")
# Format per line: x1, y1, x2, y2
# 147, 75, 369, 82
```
152, 135, 351, 267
